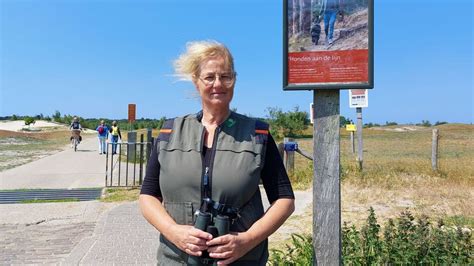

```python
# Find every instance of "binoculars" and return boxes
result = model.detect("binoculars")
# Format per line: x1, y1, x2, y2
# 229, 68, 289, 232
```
187, 211, 230, 265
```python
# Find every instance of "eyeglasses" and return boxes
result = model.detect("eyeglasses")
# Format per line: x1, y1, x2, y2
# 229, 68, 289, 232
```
198, 72, 236, 87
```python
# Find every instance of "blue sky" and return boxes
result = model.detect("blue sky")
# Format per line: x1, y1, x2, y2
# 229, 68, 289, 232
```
1, 0, 472, 124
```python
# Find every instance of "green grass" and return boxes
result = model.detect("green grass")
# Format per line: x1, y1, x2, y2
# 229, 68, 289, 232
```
444, 215, 474, 228
100, 188, 140, 202
0, 188, 38, 192
20, 198, 80, 203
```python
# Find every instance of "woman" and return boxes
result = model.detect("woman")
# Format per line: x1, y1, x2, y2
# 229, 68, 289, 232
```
139, 40, 295, 265
96, 120, 109, 154
109, 121, 122, 154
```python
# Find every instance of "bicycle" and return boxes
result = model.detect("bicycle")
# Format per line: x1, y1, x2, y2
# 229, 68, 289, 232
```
71, 129, 81, 152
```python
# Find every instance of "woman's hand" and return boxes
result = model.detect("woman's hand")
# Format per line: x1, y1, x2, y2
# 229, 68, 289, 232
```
204, 198, 295, 264
166, 224, 213, 256
206, 232, 253, 265
139, 195, 215, 256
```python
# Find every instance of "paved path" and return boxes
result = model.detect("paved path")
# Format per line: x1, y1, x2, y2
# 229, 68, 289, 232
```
0, 201, 117, 265
65, 202, 160, 265
0, 135, 107, 189
0, 189, 312, 265
0, 132, 313, 264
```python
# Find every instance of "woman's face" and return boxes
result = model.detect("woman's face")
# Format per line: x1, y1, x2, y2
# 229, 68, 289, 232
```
194, 56, 235, 110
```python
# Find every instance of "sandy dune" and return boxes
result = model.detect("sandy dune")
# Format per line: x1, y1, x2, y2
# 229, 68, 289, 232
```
0, 120, 67, 131
0, 120, 96, 133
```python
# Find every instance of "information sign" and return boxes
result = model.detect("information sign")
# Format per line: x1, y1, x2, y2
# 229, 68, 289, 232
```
128, 104, 136, 123
283, 0, 374, 90
349, 89, 368, 108
346, 124, 356, 131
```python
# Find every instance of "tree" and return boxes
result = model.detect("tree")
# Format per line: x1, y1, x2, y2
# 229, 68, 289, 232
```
52, 110, 61, 122
292, 0, 300, 36
434, 121, 448, 126
266, 106, 309, 139
420, 120, 432, 127
340, 116, 353, 127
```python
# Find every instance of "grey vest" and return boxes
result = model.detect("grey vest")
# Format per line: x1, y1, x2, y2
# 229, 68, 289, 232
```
156, 112, 269, 265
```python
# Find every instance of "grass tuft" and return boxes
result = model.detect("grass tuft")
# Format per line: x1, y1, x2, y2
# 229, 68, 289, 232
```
20, 198, 79, 203
101, 188, 140, 202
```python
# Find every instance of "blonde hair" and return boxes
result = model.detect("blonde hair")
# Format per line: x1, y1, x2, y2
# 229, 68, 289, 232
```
173, 40, 234, 81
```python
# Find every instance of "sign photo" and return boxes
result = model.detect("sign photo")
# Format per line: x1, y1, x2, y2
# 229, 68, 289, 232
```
283, 0, 374, 90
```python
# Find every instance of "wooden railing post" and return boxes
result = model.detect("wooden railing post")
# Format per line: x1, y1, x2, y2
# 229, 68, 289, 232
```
432, 129, 439, 171
284, 137, 295, 176
350, 131, 355, 153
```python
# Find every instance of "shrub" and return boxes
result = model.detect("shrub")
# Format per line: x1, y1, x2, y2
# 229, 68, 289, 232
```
24, 116, 35, 126
364, 122, 381, 128
420, 120, 432, 127
269, 208, 473, 264
268, 234, 313, 266
340, 116, 353, 127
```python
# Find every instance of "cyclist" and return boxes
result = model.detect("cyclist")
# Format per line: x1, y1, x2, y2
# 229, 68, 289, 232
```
69, 116, 83, 145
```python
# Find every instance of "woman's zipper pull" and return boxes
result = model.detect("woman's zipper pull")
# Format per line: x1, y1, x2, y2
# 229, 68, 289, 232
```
204, 166, 209, 187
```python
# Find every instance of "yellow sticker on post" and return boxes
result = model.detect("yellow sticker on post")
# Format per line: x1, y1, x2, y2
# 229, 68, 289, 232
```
346, 124, 356, 132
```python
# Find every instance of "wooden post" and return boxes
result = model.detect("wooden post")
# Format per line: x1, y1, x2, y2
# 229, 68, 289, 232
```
127, 131, 137, 162
350, 131, 355, 153
284, 137, 295, 176
432, 129, 439, 171
139, 134, 144, 185
277, 142, 285, 163
313, 90, 341, 265
356, 107, 363, 170
146, 128, 153, 160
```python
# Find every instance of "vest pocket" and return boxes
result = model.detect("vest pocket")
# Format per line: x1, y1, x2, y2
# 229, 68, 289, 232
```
217, 142, 263, 167
163, 201, 195, 225
231, 196, 267, 262
157, 234, 187, 265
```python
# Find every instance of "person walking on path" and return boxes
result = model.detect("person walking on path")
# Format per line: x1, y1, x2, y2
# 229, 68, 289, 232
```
109, 121, 122, 155
139, 40, 295, 265
96, 120, 109, 154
